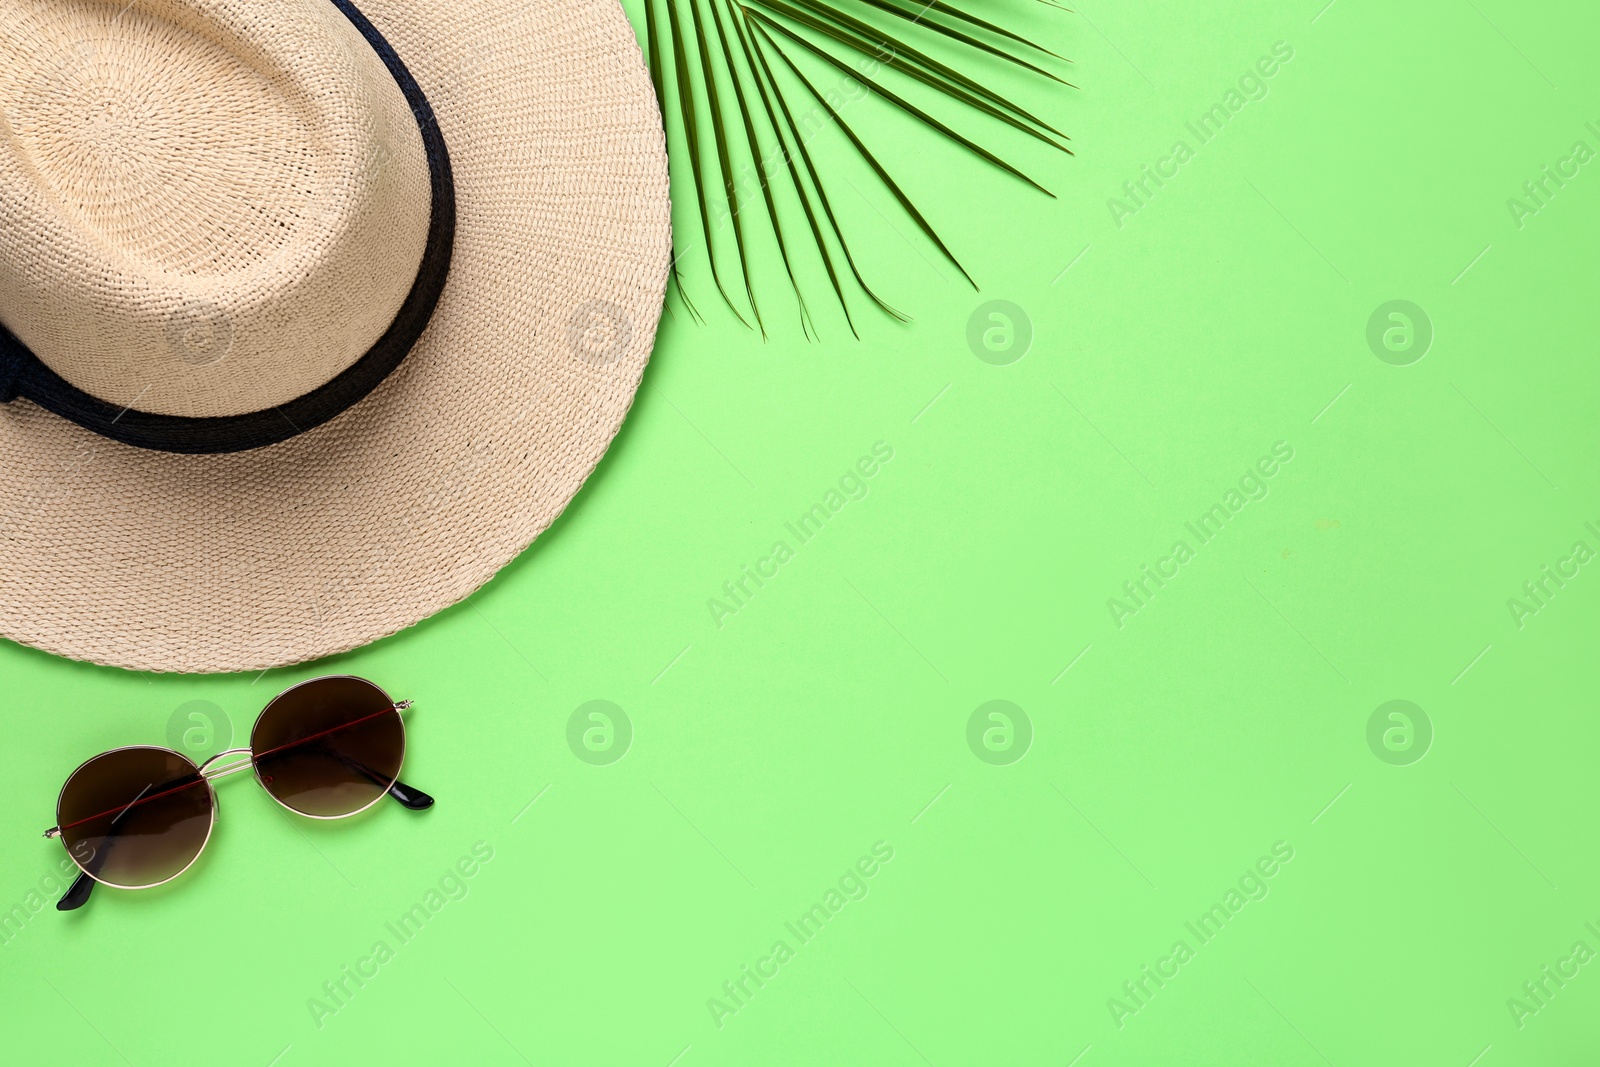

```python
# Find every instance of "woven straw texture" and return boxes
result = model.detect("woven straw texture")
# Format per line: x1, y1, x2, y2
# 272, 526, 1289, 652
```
0, 0, 671, 672
0, 0, 436, 417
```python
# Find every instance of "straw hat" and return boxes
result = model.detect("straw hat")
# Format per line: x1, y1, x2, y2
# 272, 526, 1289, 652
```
0, 0, 670, 672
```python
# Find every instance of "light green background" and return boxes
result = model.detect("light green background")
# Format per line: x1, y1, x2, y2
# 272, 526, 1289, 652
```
3, 0, 1598, 1064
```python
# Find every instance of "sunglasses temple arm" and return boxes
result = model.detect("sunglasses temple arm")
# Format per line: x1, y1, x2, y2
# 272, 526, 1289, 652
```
386, 777, 434, 810
58, 870, 94, 911
312, 744, 434, 810
56, 806, 134, 912
56, 798, 146, 912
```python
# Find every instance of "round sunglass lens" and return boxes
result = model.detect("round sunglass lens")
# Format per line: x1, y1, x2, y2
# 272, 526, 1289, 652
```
251, 677, 404, 818
56, 747, 214, 889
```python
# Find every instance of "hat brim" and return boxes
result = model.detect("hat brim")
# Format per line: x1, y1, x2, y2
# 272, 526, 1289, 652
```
0, 0, 670, 672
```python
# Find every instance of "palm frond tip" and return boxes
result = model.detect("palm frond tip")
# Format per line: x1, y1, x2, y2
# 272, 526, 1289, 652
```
642, 0, 1072, 337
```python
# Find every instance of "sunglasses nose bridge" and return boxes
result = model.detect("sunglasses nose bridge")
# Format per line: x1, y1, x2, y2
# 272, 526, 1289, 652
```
198, 747, 256, 781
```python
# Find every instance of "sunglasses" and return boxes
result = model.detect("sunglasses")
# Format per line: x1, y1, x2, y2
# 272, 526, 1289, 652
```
43, 675, 432, 912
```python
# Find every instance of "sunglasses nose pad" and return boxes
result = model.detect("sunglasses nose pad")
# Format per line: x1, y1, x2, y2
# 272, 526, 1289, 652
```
387, 780, 434, 810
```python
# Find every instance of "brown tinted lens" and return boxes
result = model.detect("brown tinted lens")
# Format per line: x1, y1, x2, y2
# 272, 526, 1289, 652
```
56, 748, 213, 889
251, 677, 404, 817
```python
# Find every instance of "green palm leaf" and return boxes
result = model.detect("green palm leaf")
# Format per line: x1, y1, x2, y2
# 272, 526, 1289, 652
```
640, 0, 1071, 336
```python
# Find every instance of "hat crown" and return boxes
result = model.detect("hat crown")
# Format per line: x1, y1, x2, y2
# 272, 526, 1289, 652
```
0, 0, 432, 418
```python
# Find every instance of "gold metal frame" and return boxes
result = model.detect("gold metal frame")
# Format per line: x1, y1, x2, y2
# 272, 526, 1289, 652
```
43, 674, 413, 892
249, 675, 409, 822
44, 745, 218, 892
